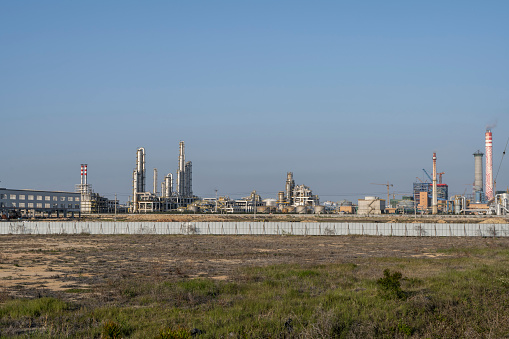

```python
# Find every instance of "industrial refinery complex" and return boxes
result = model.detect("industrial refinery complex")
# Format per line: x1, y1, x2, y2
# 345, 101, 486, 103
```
1, 130, 509, 219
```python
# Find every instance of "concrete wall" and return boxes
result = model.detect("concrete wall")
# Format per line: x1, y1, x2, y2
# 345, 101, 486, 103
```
1, 221, 508, 237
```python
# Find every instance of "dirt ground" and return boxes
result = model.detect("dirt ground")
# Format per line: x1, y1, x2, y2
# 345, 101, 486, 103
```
1, 234, 508, 302
93, 213, 509, 224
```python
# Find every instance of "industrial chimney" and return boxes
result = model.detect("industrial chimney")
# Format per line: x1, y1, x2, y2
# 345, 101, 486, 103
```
473, 150, 484, 203
485, 130, 493, 200
432, 153, 438, 214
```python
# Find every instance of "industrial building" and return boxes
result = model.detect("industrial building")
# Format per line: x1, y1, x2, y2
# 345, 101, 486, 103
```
357, 196, 386, 215
413, 183, 448, 211
76, 164, 119, 214
276, 172, 321, 213
0, 188, 80, 218
131, 141, 196, 213
3, 127, 508, 218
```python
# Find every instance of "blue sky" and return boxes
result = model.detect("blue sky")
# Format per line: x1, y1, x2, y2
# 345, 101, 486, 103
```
1, 1, 508, 203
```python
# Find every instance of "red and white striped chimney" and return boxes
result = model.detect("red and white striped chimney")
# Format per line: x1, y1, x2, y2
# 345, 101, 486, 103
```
485, 130, 493, 200
80, 164, 84, 185
432, 153, 437, 214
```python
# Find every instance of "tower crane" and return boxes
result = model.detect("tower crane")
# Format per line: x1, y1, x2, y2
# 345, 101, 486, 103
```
438, 172, 445, 184
370, 181, 393, 208
422, 169, 433, 183
494, 136, 509, 194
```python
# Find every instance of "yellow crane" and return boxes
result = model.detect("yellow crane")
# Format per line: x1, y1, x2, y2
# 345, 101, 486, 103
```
370, 181, 393, 208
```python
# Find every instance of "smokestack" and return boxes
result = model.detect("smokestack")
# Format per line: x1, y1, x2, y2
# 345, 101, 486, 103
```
432, 153, 438, 214
473, 151, 484, 202
485, 130, 494, 200
80, 164, 84, 185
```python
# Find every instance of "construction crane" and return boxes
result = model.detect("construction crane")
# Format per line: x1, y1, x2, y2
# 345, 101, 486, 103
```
415, 177, 423, 183
438, 172, 445, 184
370, 181, 393, 208
494, 136, 509, 194
422, 169, 433, 183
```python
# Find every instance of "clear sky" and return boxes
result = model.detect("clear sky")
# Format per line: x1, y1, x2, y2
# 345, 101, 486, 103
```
1, 1, 508, 203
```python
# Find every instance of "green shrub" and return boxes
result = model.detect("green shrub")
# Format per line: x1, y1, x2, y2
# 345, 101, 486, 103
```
397, 322, 413, 336
101, 320, 123, 339
376, 269, 406, 300
156, 326, 192, 339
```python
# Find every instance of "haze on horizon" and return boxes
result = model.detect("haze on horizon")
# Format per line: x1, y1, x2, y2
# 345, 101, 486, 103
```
1, 1, 508, 204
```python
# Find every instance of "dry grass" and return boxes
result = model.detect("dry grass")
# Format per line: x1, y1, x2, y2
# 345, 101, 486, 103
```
0, 235, 508, 337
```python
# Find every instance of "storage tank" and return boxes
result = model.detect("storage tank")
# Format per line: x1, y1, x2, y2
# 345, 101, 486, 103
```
313, 205, 325, 214
264, 199, 277, 207
454, 196, 462, 215
278, 191, 285, 204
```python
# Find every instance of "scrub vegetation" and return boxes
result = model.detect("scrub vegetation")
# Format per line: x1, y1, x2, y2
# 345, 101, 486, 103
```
0, 235, 508, 338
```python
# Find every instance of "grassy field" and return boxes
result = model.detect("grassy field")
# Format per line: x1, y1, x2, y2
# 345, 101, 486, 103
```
1, 235, 508, 338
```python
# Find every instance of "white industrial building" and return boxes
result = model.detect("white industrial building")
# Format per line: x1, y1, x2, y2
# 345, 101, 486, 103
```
357, 196, 386, 215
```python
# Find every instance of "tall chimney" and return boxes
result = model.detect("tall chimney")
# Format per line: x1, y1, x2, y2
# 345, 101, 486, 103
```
80, 164, 84, 185
84, 164, 88, 185
473, 150, 484, 202
485, 130, 494, 200
432, 153, 438, 214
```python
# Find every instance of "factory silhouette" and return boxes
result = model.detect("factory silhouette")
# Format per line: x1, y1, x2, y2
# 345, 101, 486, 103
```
1, 130, 508, 219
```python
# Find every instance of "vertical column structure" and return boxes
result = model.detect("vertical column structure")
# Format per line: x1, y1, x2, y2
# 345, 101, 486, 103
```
177, 141, 185, 197
133, 147, 146, 213
432, 153, 438, 214
485, 130, 494, 200
473, 150, 484, 202
153, 168, 158, 195
185, 161, 192, 197
78, 164, 91, 214
285, 172, 295, 205
83, 164, 88, 185
164, 173, 173, 198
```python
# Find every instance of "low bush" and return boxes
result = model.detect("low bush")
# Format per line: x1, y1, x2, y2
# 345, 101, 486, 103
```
376, 269, 406, 300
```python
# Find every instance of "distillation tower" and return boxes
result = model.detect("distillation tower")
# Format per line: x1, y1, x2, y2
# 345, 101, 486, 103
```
285, 172, 295, 205
176, 141, 193, 199
132, 148, 146, 213
131, 142, 194, 213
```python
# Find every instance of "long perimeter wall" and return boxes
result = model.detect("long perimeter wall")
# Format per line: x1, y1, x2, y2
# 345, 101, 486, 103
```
1, 222, 509, 237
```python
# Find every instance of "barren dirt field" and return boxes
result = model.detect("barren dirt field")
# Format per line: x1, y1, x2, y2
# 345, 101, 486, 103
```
1, 235, 507, 300
2, 235, 509, 338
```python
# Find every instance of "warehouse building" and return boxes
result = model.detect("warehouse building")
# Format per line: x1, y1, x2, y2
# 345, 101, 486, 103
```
0, 188, 80, 218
